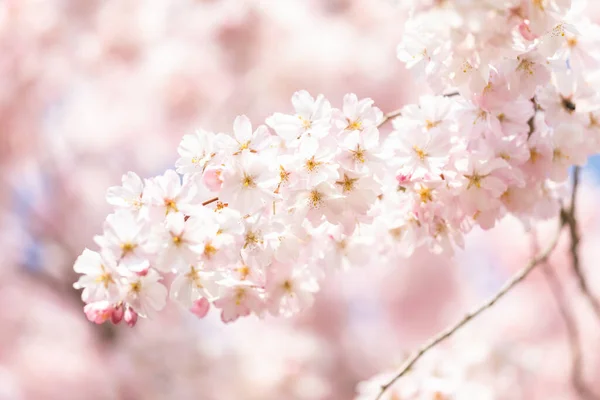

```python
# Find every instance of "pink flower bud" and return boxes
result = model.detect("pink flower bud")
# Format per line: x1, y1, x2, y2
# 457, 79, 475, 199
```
111, 304, 124, 324
190, 297, 210, 319
124, 307, 138, 327
84, 301, 114, 324
203, 166, 224, 192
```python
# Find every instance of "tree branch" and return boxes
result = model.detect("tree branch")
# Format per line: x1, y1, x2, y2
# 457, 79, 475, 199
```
202, 197, 219, 206
561, 167, 600, 322
375, 219, 565, 400
376, 92, 460, 129
377, 109, 403, 128
541, 261, 600, 400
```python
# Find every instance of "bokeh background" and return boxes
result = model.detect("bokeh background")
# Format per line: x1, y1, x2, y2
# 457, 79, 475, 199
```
1, 0, 600, 399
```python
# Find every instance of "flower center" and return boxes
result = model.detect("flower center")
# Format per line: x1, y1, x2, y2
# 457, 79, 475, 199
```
95, 267, 115, 289
418, 186, 433, 203
346, 118, 363, 131
204, 242, 218, 259
242, 173, 256, 188
336, 174, 359, 193
164, 199, 178, 214
413, 145, 428, 161
120, 242, 137, 257
516, 57, 535, 75
464, 172, 488, 189
298, 116, 312, 130
308, 190, 324, 208
305, 157, 322, 172
130, 281, 142, 293
350, 146, 366, 163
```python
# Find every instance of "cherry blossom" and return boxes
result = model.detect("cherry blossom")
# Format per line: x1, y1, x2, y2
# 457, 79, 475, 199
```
73, 249, 120, 303
72, 0, 600, 347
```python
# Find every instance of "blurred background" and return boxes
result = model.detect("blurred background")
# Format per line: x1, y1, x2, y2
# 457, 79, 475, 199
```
1, 0, 600, 399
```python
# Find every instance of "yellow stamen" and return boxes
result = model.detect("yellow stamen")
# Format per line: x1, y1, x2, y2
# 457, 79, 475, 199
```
235, 288, 246, 305
204, 242, 218, 259
553, 148, 568, 161
309, 190, 323, 208
164, 199, 178, 214
120, 242, 137, 257
350, 146, 366, 163
279, 165, 291, 183
242, 173, 256, 188
305, 157, 322, 172
567, 37, 578, 48
417, 186, 433, 203
335, 174, 359, 193
413, 145, 428, 161
464, 172, 488, 189
389, 227, 403, 240
425, 120, 442, 130
94, 266, 115, 289
529, 148, 540, 163
346, 119, 363, 131
237, 265, 251, 280
243, 230, 262, 249
130, 281, 142, 293
299, 116, 312, 130
516, 57, 535, 75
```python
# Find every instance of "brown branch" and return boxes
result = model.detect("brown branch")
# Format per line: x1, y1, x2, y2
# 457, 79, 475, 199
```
375, 219, 565, 400
561, 167, 600, 322
541, 262, 600, 400
202, 197, 219, 206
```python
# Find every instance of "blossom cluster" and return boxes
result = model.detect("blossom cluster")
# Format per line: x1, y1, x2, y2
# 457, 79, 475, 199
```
74, 0, 600, 331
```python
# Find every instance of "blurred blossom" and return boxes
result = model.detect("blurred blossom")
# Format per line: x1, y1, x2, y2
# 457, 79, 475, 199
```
2, 0, 600, 399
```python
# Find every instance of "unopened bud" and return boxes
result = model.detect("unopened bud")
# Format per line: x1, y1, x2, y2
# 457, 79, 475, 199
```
84, 301, 114, 324
111, 304, 124, 324
203, 167, 223, 192
190, 297, 210, 319
124, 307, 138, 327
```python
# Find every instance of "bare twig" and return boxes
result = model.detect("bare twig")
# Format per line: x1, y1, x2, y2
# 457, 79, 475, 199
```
541, 262, 600, 399
375, 219, 565, 400
202, 197, 219, 206
377, 109, 403, 128
562, 167, 600, 322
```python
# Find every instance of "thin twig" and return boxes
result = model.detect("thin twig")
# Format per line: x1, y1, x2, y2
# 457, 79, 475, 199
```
375, 220, 565, 400
562, 167, 600, 322
377, 109, 403, 128
376, 92, 460, 128
202, 197, 219, 206
541, 262, 600, 400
